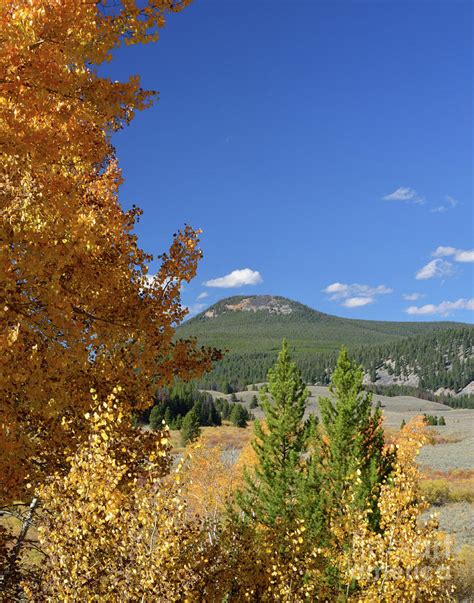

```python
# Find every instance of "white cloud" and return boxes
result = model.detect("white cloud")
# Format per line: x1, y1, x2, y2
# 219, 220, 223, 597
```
196, 292, 209, 300
432, 246, 457, 257
432, 246, 474, 263
342, 297, 374, 308
323, 282, 392, 308
430, 196, 459, 213
415, 259, 455, 280
406, 298, 474, 316
402, 293, 424, 301
382, 187, 424, 204
323, 282, 392, 299
447, 195, 459, 208
204, 268, 263, 288
141, 274, 155, 289
430, 206, 447, 214
456, 250, 474, 263
324, 282, 349, 296
140, 274, 187, 291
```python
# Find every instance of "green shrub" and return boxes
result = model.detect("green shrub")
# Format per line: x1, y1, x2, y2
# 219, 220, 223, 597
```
420, 479, 450, 505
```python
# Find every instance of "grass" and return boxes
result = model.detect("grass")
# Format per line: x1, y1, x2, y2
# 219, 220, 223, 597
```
419, 469, 474, 505
453, 544, 474, 600
170, 422, 253, 454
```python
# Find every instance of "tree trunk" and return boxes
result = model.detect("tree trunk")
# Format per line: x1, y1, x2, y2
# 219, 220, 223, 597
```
0, 497, 39, 590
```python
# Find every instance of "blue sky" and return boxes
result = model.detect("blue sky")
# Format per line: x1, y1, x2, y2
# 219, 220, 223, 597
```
105, 0, 473, 322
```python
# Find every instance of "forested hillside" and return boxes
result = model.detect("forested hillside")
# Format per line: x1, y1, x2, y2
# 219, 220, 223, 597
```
179, 295, 460, 353
355, 327, 474, 393
180, 298, 474, 407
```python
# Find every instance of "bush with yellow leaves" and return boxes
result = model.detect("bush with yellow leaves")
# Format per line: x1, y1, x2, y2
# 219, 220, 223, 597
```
23, 388, 218, 602
334, 417, 455, 602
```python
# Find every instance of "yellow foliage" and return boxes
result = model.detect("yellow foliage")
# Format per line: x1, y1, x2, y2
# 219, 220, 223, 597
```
183, 436, 256, 526
335, 417, 455, 602
0, 0, 219, 503
23, 392, 217, 601
452, 544, 474, 600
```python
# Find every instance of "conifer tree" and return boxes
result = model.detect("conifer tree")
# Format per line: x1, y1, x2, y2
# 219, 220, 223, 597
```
180, 408, 201, 446
149, 405, 164, 432
230, 404, 249, 428
318, 347, 391, 530
236, 339, 311, 531
163, 407, 173, 428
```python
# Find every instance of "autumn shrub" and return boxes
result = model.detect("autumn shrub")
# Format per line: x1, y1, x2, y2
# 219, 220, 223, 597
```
421, 479, 451, 505
420, 477, 474, 505
217, 417, 456, 602
453, 544, 474, 601
228, 345, 455, 601
333, 418, 456, 602
450, 486, 474, 503
214, 518, 330, 602
23, 390, 219, 602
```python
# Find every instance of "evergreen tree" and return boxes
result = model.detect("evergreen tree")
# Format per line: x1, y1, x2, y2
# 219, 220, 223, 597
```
438, 415, 446, 426
250, 395, 259, 409
221, 381, 232, 394
163, 407, 172, 428
180, 408, 201, 446
236, 339, 312, 532
230, 404, 249, 428
318, 347, 391, 530
295, 413, 325, 540
149, 404, 164, 431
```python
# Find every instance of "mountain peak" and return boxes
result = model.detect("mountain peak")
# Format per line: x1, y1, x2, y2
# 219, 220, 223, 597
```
179, 294, 465, 356
202, 295, 296, 319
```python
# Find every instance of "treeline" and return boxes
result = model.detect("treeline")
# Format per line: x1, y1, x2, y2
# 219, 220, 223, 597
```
196, 327, 474, 405
364, 383, 474, 409
353, 326, 474, 392
139, 382, 252, 435
197, 350, 336, 392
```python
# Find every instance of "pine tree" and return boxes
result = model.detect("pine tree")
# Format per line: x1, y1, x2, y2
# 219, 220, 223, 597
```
318, 347, 391, 531
149, 405, 164, 431
250, 395, 259, 409
180, 408, 201, 446
236, 339, 311, 531
230, 404, 249, 428
163, 407, 173, 428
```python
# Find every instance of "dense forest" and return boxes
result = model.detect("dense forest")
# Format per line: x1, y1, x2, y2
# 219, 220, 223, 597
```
178, 295, 461, 353
195, 326, 474, 408
140, 382, 252, 433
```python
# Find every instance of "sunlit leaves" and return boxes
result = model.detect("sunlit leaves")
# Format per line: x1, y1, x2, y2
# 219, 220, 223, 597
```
1, 0, 219, 504
26, 391, 216, 601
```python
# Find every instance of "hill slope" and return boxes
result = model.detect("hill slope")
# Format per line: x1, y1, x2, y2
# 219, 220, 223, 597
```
179, 295, 463, 353
178, 296, 473, 398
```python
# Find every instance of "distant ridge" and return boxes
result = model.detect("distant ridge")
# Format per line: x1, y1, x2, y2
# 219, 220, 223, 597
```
179, 294, 465, 354
178, 295, 473, 399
